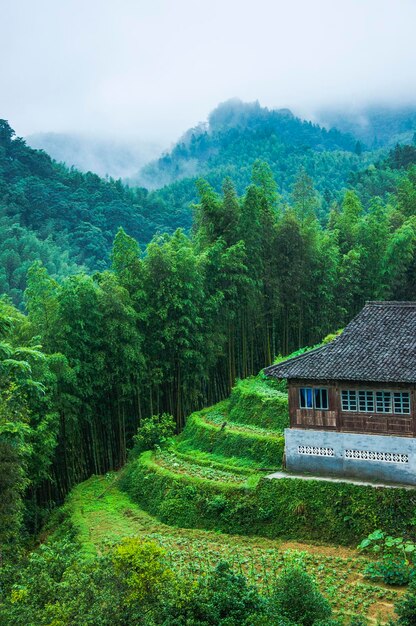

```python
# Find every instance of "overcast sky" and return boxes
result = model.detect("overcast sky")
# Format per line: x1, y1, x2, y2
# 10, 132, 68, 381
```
2, 0, 416, 144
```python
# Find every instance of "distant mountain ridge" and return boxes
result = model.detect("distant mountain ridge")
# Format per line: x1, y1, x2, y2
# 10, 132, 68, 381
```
0, 119, 190, 304
134, 98, 361, 191
316, 104, 416, 148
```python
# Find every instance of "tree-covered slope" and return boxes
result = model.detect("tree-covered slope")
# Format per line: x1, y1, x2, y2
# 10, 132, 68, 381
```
136, 99, 374, 209
0, 120, 191, 303
26, 131, 162, 179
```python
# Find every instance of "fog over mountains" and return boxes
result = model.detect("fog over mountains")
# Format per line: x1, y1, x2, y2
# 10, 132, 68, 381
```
26, 132, 163, 180
25, 100, 416, 184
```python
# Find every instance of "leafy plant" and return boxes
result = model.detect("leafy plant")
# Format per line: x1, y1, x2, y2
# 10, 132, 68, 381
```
358, 529, 416, 585
162, 561, 265, 625
395, 578, 416, 625
112, 538, 175, 607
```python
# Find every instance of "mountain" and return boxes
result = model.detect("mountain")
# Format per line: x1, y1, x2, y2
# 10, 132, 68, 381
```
3, 101, 416, 306
26, 132, 163, 179
316, 105, 416, 148
133, 99, 374, 217
0, 120, 190, 304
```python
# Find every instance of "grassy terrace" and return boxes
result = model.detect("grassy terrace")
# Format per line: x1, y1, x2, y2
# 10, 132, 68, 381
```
67, 475, 402, 624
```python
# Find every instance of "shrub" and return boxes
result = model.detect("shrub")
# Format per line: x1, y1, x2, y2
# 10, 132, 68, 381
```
162, 561, 265, 625
269, 566, 332, 626
112, 538, 175, 606
132, 413, 176, 455
0, 534, 176, 626
395, 579, 416, 625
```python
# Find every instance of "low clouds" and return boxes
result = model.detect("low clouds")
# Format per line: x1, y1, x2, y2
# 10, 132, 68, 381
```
2, 0, 416, 145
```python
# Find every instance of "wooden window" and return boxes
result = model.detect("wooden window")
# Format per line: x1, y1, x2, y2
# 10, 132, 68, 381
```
358, 390, 374, 412
299, 387, 328, 410
376, 391, 392, 413
299, 388, 313, 409
393, 392, 410, 414
341, 389, 357, 411
314, 388, 328, 410
342, 389, 411, 414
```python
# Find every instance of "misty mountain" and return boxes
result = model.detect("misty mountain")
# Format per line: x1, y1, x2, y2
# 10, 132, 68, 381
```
26, 132, 163, 180
0, 120, 191, 304
134, 99, 363, 190
133, 99, 376, 221
316, 105, 416, 148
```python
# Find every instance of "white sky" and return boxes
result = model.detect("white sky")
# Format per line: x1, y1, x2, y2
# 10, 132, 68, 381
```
1, 0, 416, 143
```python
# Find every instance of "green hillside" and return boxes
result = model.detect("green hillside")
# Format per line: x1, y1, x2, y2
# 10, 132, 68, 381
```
0, 120, 191, 304
317, 105, 416, 148
138, 100, 377, 217
2, 373, 412, 624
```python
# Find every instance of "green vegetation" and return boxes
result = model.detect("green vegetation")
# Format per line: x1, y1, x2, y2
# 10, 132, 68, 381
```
2, 105, 416, 624
177, 407, 285, 467
359, 530, 416, 586
228, 376, 289, 431
132, 412, 176, 455
269, 566, 332, 625
395, 580, 416, 626
0, 119, 190, 304
139, 99, 372, 206
121, 445, 416, 545
1, 475, 402, 624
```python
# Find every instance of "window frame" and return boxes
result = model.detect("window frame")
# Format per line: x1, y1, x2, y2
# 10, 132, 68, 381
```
340, 388, 411, 415
393, 391, 411, 415
341, 389, 358, 412
358, 390, 374, 413
376, 390, 392, 414
299, 386, 329, 411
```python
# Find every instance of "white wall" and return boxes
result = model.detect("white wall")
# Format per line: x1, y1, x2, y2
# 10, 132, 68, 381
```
285, 428, 416, 485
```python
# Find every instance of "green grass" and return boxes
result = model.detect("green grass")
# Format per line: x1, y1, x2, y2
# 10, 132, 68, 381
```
228, 376, 289, 431
66, 474, 402, 624
179, 408, 285, 468
172, 445, 260, 473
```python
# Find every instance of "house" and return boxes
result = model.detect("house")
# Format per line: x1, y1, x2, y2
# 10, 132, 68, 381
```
264, 301, 416, 485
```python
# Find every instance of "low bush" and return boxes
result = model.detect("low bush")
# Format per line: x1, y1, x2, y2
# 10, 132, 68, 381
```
395, 579, 416, 626
162, 561, 266, 625
131, 413, 176, 457
269, 566, 332, 626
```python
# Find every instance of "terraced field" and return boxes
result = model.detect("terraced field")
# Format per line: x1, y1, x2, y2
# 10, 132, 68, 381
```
64, 377, 412, 624
68, 475, 402, 624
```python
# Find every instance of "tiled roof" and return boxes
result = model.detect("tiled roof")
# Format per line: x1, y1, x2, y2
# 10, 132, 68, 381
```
265, 302, 416, 383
